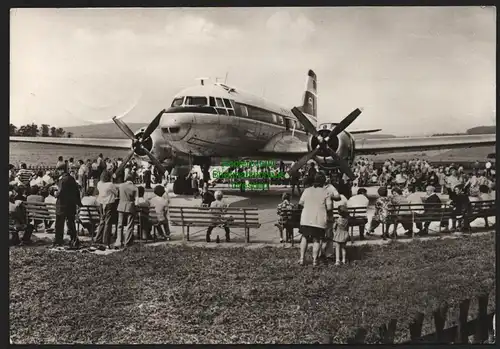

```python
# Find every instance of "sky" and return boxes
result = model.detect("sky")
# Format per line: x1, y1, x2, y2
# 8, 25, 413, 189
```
10, 7, 496, 136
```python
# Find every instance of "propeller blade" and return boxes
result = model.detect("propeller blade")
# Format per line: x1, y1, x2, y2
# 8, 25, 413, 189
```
328, 108, 362, 139
112, 116, 136, 141
291, 107, 319, 137
140, 146, 166, 174
288, 148, 320, 175
114, 149, 136, 177
325, 147, 355, 180
142, 109, 166, 141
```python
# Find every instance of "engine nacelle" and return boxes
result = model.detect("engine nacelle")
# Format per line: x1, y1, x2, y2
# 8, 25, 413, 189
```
132, 127, 175, 167
308, 129, 355, 169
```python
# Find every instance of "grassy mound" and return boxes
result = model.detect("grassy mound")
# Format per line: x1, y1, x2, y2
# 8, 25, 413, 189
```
9, 234, 495, 344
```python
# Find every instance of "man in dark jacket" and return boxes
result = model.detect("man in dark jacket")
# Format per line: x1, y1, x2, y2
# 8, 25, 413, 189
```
449, 184, 471, 232
54, 173, 82, 247
419, 185, 448, 235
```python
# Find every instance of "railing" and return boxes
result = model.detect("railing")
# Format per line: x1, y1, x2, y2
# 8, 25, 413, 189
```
321, 292, 495, 344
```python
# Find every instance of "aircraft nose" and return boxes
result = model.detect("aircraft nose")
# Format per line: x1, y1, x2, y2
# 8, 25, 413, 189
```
160, 112, 194, 140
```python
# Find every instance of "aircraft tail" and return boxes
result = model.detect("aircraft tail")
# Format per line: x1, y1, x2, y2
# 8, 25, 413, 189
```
298, 69, 318, 119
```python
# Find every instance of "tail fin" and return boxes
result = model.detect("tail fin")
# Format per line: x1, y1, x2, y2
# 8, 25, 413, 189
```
298, 69, 318, 118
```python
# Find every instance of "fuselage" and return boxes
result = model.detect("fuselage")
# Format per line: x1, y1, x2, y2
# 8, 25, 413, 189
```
145, 82, 351, 166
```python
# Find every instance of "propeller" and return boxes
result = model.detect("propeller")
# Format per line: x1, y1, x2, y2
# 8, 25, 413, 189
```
289, 107, 362, 180
141, 109, 166, 141
111, 109, 167, 178
112, 116, 136, 141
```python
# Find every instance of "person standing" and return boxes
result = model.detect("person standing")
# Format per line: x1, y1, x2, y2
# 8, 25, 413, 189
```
298, 173, 332, 267
320, 175, 341, 259
77, 160, 88, 197
94, 171, 119, 249
54, 172, 82, 247
114, 174, 137, 249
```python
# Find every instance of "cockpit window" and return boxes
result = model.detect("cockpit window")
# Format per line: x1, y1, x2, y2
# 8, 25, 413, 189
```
185, 96, 208, 106
209, 97, 216, 107
171, 97, 184, 107
215, 98, 225, 108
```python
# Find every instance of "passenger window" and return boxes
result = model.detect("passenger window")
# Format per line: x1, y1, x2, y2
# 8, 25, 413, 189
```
277, 115, 284, 125
215, 98, 225, 108
209, 97, 216, 107
223, 98, 232, 109
185, 96, 207, 106
171, 97, 184, 107
241, 105, 248, 117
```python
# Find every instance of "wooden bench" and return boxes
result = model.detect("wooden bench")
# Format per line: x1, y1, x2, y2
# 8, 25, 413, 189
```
75, 204, 162, 242
467, 200, 496, 228
169, 206, 260, 242
77, 205, 101, 240
387, 203, 454, 238
135, 205, 161, 241
24, 201, 56, 232
276, 206, 369, 245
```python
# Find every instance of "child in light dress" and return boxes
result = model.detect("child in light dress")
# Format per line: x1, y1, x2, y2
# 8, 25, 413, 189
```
333, 205, 350, 266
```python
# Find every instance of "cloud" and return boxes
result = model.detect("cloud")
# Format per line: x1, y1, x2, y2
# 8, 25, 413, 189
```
265, 10, 316, 45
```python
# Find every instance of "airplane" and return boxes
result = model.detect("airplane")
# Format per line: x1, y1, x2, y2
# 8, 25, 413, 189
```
10, 69, 496, 194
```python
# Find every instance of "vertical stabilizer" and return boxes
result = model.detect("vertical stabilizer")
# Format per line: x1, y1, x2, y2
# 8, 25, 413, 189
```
299, 69, 318, 120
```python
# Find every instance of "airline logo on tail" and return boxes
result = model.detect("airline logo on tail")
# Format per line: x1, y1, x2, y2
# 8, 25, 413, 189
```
300, 69, 318, 117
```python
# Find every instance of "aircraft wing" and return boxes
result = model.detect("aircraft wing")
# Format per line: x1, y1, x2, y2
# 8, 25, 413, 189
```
9, 136, 130, 149
355, 134, 496, 155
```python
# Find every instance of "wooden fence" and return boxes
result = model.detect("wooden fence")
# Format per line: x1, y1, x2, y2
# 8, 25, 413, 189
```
321, 292, 495, 344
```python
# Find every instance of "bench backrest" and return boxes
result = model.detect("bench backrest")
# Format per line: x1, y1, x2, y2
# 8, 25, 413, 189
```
25, 202, 56, 221
469, 200, 496, 214
78, 205, 101, 223
280, 206, 368, 221
388, 203, 452, 215
169, 206, 260, 227
134, 205, 159, 225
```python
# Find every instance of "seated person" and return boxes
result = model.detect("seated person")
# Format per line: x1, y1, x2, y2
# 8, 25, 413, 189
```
135, 186, 153, 240
419, 185, 448, 234
206, 191, 231, 243
79, 187, 100, 237
9, 192, 33, 246
149, 185, 170, 240
200, 182, 215, 207
346, 188, 369, 240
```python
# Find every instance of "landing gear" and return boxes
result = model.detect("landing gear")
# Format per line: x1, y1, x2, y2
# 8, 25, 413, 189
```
172, 167, 191, 195
201, 163, 211, 187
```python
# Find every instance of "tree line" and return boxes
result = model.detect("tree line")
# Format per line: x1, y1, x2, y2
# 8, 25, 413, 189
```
9, 123, 73, 138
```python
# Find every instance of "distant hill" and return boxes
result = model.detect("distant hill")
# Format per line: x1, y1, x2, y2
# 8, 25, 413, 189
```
63, 123, 148, 138
466, 126, 496, 134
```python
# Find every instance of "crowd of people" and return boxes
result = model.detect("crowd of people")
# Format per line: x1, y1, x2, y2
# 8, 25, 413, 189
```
276, 160, 496, 267
9, 153, 495, 254
9, 154, 174, 249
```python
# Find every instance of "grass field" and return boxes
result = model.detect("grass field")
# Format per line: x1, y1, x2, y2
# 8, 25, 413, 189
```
9, 234, 495, 344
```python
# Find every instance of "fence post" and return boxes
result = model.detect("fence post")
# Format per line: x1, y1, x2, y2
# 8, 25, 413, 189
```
347, 327, 368, 344
409, 312, 425, 343
433, 303, 449, 343
473, 294, 489, 343
455, 298, 471, 343
379, 319, 397, 343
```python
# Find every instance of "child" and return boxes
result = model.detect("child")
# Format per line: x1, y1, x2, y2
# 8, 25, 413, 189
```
333, 205, 350, 265
277, 193, 293, 243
